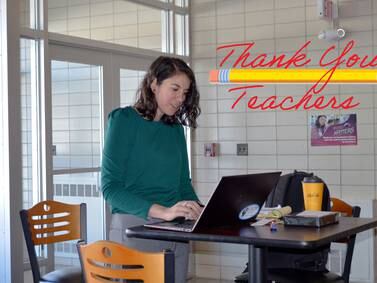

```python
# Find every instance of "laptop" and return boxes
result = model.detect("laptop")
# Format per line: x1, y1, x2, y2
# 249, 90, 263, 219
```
144, 172, 281, 232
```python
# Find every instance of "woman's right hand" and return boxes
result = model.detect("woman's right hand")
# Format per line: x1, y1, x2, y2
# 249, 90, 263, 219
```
148, 201, 203, 221
165, 201, 202, 221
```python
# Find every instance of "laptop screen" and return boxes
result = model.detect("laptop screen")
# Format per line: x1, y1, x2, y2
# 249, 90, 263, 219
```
195, 172, 281, 229
144, 172, 281, 232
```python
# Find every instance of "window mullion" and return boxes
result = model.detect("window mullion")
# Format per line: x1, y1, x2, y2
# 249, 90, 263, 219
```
169, 10, 174, 53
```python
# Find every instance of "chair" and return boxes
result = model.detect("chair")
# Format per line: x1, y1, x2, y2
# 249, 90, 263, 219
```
20, 200, 87, 283
268, 197, 361, 283
76, 240, 174, 283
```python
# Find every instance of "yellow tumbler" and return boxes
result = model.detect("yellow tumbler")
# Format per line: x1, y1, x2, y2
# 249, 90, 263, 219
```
302, 176, 324, 211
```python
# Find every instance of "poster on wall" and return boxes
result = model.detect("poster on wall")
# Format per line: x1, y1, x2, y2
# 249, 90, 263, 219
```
311, 114, 357, 146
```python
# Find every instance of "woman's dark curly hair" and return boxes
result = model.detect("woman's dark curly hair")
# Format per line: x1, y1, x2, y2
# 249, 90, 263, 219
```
134, 56, 201, 128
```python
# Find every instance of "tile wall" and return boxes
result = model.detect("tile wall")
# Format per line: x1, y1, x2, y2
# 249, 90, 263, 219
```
190, 0, 377, 280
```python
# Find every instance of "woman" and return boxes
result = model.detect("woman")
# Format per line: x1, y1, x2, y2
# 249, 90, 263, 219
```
101, 56, 202, 283
314, 115, 327, 138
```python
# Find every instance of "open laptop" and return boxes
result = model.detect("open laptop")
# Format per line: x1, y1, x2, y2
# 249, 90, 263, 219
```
144, 172, 281, 232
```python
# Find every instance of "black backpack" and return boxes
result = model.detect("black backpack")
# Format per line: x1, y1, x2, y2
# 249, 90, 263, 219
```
265, 170, 331, 271
265, 170, 331, 212
235, 171, 331, 282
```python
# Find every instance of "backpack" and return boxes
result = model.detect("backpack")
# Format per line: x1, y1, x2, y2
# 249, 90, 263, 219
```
235, 171, 331, 282
265, 170, 331, 212
266, 170, 331, 271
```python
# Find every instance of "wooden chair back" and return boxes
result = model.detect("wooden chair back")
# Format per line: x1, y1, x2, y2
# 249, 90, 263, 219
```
331, 198, 354, 217
21, 200, 86, 245
77, 240, 174, 283
20, 200, 87, 282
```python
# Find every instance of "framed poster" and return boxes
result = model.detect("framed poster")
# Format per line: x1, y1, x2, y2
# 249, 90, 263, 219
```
311, 114, 357, 146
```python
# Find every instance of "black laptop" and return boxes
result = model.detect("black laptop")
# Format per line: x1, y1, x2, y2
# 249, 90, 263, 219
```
144, 172, 281, 232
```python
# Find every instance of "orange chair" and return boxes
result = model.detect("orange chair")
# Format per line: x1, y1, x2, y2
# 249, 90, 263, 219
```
77, 240, 174, 283
20, 200, 86, 283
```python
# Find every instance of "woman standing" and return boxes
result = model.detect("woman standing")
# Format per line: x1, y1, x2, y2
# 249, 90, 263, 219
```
101, 56, 202, 282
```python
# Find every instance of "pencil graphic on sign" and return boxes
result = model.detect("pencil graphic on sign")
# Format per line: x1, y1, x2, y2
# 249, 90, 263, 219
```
209, 69, 377, 84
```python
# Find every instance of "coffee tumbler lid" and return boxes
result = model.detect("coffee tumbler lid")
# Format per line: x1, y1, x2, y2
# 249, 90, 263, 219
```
303, 176, 322, 183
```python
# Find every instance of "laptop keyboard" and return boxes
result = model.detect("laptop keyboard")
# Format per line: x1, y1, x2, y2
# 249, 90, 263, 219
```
173, 220, 195, 229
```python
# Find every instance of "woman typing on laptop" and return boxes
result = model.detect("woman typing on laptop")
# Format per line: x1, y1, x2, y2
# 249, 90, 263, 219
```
101, 56, 203, 283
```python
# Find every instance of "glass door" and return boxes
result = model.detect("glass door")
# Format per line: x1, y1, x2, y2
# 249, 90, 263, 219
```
49, 45, 107, 270
113, 54, 152, 108
120, 69, 146, 107
47, 45, 153, 271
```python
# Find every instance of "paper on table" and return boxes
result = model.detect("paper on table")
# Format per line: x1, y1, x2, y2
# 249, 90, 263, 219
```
257, 206, 292, 219
259, 205, 281, 212
251, 218, 275, 226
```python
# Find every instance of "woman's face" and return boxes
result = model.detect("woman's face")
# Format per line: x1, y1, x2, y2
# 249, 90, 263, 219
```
319, 116, 327, 126
152, 73, 190, 121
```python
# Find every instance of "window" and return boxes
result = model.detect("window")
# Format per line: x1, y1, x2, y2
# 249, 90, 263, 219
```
175, 13, 189, 56
20, 0, 41, 29
20, 38, 34, 208
20, 0, 31, 28
2, 0, 191, 280
51, 59, 104, 268
120, 69, 146, 107
175, 0, 188, 8
51, 61, 101, 170
48, 0, 169, 52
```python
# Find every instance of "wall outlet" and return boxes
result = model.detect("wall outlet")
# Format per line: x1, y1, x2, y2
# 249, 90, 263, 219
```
237, 143, 248, 156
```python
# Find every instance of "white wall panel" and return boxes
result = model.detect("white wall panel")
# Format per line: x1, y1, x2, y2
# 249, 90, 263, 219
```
191, 0, 377, 280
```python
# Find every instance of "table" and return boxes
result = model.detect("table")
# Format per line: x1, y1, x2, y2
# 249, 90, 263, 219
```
126, 217, 377, 283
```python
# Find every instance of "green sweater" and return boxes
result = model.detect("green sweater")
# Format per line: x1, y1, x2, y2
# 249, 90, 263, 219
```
101, 107, 198, 219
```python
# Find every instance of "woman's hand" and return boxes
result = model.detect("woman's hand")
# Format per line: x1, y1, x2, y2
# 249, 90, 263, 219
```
148, 201, 204, 221
170, 200, 203, 220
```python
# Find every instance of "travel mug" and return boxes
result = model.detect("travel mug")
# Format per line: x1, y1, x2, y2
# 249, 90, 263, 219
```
302, 176, 324, 211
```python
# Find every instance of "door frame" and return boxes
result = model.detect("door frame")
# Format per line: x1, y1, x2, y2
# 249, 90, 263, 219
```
48, 44, 155, 242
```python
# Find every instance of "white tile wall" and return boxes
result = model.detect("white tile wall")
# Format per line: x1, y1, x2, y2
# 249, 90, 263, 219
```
217, 28, 245, 44
245, 25, 274, 40
219, 169, 247, 178
219, 156, 247, 169
247, 155, 277, 169
198, 86, 217, 101
245, 0, 273, 12
245, 10, 274, 27
247, 126, 276, 140
341, 155, 374, 170
193, 182, 218, 198
218, 113, 246, 127
246, 110, 276, 126
277, 140, 308, 154
191, 0, 377, 279
216, 14, 245, 29
275, 7, 305, 24
68, 0, 89, 6
197, 113, 218, 128
218, 127, 246, 141
192, 30, 217, 46
192, 17, 216, 32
